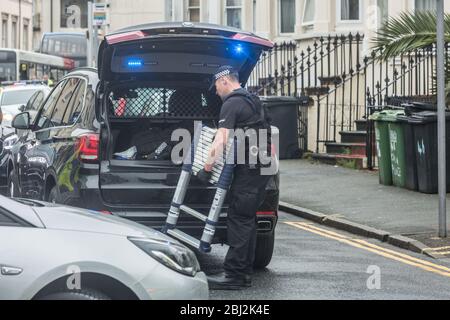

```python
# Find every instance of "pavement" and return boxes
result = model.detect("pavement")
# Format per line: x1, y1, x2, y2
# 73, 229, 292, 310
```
278, 159, 450, 258
199, 212, 450, 300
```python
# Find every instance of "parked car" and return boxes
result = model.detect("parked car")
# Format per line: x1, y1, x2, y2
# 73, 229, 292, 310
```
0, 83, 51, 137
8, 22, 279, 269
0, 83, 51, 192
0, 195, 207, 300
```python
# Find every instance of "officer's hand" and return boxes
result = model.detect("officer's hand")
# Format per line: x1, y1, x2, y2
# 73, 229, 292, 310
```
197, 169, 212, 185
204, 163, 213, 172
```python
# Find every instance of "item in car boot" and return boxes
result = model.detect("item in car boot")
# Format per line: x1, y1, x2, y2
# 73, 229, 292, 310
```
113, 146, 138, 160
146, 142, 170, 160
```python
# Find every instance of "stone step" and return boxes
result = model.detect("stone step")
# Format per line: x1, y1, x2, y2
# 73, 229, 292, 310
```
318, 75, 343, 86
340, 130, 367, 144
304, 86, 330, 96
312, 153, 368, 170
355, 119, 369, 132
325, 142, 367, 156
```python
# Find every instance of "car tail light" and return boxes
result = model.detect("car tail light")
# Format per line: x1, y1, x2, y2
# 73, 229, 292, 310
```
100, 210, 112, 215
256, 211, 276, 216
77, 134, 99, 163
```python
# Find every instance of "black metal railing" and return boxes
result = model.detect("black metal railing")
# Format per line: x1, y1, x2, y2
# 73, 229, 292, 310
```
247, 41, 297, 96
365, 43, 449, 169
248, 33, 443, 168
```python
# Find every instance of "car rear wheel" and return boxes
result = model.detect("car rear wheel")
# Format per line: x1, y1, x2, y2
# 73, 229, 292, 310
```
253, 231, 275, 269
48, 185, 61, 204
7, 171, 19, 198
39, 289, 111, 300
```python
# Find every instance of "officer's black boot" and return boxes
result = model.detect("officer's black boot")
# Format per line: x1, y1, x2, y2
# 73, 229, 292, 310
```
207, 272, 250, 290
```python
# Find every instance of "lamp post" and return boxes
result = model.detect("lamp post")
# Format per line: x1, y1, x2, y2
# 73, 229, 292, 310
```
437, 0, 447, 238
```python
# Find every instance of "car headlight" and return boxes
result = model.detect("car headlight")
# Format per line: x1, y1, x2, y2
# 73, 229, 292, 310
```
128, 237, 200, 277
2, 113, 13, 123
3, 134, 18, 150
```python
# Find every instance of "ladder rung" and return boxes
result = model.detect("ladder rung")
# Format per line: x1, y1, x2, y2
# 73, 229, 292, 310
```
167, 229, 201, 249
192, 163, 223, 175
180, 205, 207, 222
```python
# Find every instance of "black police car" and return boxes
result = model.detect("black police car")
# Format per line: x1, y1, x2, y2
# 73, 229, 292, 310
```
8, 22, 279, 268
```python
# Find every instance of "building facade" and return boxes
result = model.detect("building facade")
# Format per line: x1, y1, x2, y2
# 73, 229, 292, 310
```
32, 0, 169, 51
0, 0, 33, 50
32, 0, 450, 51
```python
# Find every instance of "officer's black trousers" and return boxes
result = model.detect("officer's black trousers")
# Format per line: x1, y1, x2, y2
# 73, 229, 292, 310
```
223, 165, 271, 277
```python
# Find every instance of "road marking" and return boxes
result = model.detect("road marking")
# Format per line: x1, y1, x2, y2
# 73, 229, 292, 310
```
432, 251, 450, 256
285, 222, 450, 278
423, 246, 450, 252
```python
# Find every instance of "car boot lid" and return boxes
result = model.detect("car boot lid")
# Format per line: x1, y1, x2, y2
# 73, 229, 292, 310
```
98, 22, 273, 86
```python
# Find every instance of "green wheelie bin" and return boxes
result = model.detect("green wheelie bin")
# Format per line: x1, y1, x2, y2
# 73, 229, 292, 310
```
370, 111, 393, 186
386, 111, 407, 188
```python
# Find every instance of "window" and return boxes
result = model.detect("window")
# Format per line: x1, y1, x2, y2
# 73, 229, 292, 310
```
63, 79, 86, 125
252, 0, 256, 32
302, 0, 315, 26
50, 78, 80, 127
23, 20, 29, 50
35, 80, 66, 130
0, 50, 16, 82
339, 0, 361, 21
1, 15, 7, 48
32, 91, 46, 111
26, 91, 43, 112
11, 17, 17, 48
378, 0, 389, 27
187, 0, 200, 22
165, 0, 174, 22
226, 0, 242, 29
279, 0, 296, 33
415, 0, 436, 12
0, 89, 39, 106
0, 211, 18, 227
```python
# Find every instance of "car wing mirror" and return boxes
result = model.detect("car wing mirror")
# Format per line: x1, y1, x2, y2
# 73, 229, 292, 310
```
12, 112, 31, 130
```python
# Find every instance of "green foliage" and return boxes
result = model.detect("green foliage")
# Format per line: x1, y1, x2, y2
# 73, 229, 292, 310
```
373, 11, 450, 102
374, 11, 450, 60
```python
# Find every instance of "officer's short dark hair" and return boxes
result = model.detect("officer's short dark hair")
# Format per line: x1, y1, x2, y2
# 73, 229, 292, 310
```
225, 73, 239, 83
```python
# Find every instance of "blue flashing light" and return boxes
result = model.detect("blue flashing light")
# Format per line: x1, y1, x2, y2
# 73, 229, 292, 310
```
234, 44, 244, 55
127, 59, 143, 68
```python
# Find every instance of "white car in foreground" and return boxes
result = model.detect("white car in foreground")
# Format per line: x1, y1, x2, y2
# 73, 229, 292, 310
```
0, 196, 208, 300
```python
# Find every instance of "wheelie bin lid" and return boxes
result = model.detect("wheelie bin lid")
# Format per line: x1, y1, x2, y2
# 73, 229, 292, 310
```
259, 96, 306, 107
402, 102, 437, 116
369, 109, 404, 122
408, 111, 450, 124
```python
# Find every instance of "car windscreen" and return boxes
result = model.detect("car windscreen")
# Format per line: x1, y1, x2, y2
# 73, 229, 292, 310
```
0, 89, 39, 106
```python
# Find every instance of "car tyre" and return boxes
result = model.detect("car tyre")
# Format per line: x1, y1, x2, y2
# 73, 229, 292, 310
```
48, 185, 61, 204
7, 171, 19, 198
253, 231, 275, 269
39, 289, 111, 300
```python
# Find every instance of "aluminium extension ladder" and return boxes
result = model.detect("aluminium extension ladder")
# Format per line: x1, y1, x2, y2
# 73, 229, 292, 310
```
162, 123, 234, 253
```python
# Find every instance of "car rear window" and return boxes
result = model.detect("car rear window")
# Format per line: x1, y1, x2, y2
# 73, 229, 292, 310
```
107, 87, 221, 120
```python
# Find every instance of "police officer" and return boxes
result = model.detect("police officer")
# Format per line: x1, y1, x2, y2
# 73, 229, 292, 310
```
204, 66, 272, 290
